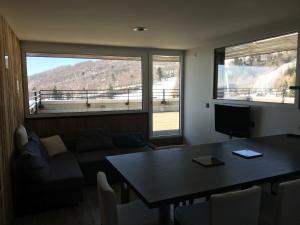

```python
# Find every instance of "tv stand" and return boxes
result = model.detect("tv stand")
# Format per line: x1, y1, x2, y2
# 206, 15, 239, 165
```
286, 133, 300, 138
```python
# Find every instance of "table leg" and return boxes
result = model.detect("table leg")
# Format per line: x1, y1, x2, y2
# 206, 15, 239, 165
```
121, 182, 130, 203
159, 205, 171, 225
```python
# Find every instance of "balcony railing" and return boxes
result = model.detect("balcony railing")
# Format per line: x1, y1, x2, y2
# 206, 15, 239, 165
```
217, 87, 294, 103
29, 88, 180, 114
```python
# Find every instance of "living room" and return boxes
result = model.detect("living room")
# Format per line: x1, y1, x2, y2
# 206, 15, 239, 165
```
1, 1, 300, 225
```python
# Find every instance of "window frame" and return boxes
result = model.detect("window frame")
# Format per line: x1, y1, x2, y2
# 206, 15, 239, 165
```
213, 32, 300, 109
23, 51, 149, 118
148, 50, 184, 139
21, 42, 185, 135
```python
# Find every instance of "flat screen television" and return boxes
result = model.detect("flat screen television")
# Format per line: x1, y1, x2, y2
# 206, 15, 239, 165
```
215, 104, 251, 138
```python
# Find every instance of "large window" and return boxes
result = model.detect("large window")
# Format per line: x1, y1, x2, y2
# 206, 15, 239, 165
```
26, 54, 143, 115
214, 32, 298, 104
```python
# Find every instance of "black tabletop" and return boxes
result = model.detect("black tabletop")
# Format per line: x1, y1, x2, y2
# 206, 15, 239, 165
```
106, 134, 300, 208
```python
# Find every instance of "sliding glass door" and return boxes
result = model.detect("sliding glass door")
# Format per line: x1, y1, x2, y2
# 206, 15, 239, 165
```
150, 54, 182, 137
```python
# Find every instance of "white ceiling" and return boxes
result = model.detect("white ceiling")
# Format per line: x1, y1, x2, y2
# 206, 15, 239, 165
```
0, 0, 299, 50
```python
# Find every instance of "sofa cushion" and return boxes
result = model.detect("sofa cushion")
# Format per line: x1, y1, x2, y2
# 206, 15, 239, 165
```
45, 153, 83, 191
28, 131, 50, 161
41, 135, 68, 156
15, 125, 28, 151
26, 152, 83, 193
21, 140, 50, 183
77, 149, 115, 164
76, 146, 151, 184
76, 129, 114, 153
76, 147, 150, 165
113, 133, 146, 148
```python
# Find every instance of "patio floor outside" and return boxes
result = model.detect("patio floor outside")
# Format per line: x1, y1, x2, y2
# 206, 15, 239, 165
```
153, 112, 180, 136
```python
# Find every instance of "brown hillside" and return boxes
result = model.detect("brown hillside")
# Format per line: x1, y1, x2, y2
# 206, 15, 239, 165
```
28, 59, 142, 92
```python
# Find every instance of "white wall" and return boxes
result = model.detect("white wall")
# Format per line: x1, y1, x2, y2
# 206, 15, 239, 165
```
184, 18, 300, 145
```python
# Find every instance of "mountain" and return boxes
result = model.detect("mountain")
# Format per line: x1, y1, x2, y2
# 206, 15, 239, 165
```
28, 59, 180, 92
219, 50, 297, 90
28, 60, 142, 92
222, 60, 296, 90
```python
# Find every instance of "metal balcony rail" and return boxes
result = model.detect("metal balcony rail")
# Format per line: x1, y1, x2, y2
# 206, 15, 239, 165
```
217, 87, 294, 103
29, 88, 180, 114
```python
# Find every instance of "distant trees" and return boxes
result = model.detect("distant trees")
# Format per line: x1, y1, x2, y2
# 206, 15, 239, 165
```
232, 50, 297, 67
66, 92, 73, 100
157, 67, 163, 81
284, 66, 296, 97
108, 83, 114, 99
52, 86, 63, 100
233, 58, 244, 66
286, 67, 296, 77
273, 65, 296, 99
112, 73, 116, 82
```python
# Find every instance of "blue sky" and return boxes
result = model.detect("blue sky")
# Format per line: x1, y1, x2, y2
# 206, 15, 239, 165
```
26, 57, 96, 76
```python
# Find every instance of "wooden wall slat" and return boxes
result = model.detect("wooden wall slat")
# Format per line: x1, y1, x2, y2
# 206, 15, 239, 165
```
0, 15, 24, 225
25, 113, 149, 138
0, 16, 8, 225
0, 15, 5, 225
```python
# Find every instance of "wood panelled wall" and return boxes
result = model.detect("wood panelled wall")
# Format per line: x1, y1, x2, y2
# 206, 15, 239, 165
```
25, 113, 149, 138
0, 15, 24, 225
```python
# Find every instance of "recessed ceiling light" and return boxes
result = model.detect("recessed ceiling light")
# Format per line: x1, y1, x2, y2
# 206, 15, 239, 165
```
133, 27, 148, 32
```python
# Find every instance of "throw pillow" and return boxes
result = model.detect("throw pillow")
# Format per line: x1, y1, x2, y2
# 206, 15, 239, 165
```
41, 135, 68, 156
21, 140, 50, 183
15, 125, 28, 151
27, 131, 50, 161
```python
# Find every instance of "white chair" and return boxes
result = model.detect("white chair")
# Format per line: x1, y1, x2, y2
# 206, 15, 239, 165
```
175, 186, 261, 225
97, 171, 159, 225
260, 178, 300, 225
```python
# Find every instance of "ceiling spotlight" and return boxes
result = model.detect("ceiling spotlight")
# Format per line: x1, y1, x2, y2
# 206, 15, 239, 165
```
133, 27, 148, 32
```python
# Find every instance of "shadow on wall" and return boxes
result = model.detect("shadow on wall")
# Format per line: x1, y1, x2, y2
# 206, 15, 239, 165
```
250, 105, 300, 137
250, 107, 263, 136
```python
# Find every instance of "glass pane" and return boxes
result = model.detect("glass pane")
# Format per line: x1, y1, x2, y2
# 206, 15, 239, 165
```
215, 32, 298, 104
152, 55, 181, 137
26, 54, 142, 114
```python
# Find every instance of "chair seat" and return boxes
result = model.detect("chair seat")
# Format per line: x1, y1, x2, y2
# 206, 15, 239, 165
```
118, 200, 159, 225
175, 202, 209, 225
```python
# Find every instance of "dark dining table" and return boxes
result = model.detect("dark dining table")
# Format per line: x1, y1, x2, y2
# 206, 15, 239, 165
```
106, 134, 300, 224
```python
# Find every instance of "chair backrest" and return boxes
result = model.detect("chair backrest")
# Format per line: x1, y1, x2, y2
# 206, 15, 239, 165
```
210, 186, 261, 225
97, 172, 119, 225
275, 178, 300, 225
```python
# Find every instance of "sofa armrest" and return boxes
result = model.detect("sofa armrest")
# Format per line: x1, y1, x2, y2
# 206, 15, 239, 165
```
146, 142, 157, 150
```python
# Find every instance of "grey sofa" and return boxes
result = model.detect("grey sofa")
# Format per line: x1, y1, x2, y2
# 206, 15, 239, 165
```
12, 131, 84, 214
65, 128, 155, 184
12, 128, 154, 214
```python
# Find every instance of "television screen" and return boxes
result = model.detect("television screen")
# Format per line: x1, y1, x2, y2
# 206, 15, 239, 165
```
215, 104, 251, 138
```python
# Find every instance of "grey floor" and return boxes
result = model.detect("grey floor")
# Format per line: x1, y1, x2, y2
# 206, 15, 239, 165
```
13, 185, 126, 225
13, 183, 209, 225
